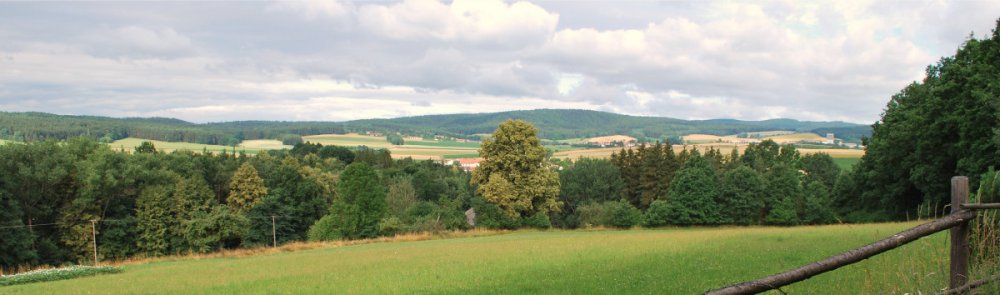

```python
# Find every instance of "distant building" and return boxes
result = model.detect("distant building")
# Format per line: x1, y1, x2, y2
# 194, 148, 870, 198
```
823, 133, 835, 145
446, 158, 482, 172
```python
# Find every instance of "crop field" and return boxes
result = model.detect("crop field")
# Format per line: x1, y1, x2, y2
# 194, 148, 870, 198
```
553, 144, 864, 160
109, 138, 267, 154
4, 221, 964, 294
238, 140, 291, 150
304, 134, 482, 160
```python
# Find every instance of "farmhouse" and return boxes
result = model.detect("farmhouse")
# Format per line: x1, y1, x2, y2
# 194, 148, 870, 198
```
446, 158, 482, 172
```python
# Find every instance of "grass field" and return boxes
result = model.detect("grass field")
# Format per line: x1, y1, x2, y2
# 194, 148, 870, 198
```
109, 138, 268, 154
4, 222, 968, 294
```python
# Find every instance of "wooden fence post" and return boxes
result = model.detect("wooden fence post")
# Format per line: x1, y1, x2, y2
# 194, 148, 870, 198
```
951, 176, 970, 289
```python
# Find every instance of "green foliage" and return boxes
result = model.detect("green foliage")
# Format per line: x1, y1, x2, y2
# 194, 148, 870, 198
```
576, 201, 617, 227
609, 200, 643, 228
386, 176, 418, 219
227, 162, 267, 213
386, 134, 405, 145
278, 134, 303, 146
801, 182, 836, 225
851, 20, 1000, 219
644, 200, 671, 227
665, 154, 721, 225
472, 119, 561, 218
558, 158, 624, 213
610, 143, 678, 209
766, 195, 800, 226
522, 212, 552, 229
0, 192, 37, 268
377, 217, 405, 236
800, 153, 840, 189
183, 206, 249, 253
313, 163, 387, 240
134, 141, 157, 153
469, 197, 520, 229
720, 166, 767, 225
765, 164, 803, 223
307, 210, 344, 242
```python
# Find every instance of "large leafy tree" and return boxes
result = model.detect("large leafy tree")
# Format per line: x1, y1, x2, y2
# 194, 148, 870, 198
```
665, 152, 722, 225
472, 119, 560, 219
720, 166, 767, 225
849, 20, 1000, 219
310, 162, 387, 240
227, 162, 268, 213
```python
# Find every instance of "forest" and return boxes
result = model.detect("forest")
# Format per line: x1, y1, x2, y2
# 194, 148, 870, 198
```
0, 135, 849, 269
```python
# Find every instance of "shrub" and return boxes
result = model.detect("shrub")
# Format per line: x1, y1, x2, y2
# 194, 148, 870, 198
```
307, 211, 344, 242
610, 200, 643, 228
377, 217, 405, 236
576, 201, 617, 227
523, 212, 552, 229
644, 200, 671, 227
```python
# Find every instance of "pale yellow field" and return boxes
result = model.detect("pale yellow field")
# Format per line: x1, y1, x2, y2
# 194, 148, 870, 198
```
109, 138, 267, 154
765, 132, 826, 143
554, 144, 864, 160
304, 134, 480, 160
239, 140, 291, 150
684, 132, 828, 144
587, 135, 637, 143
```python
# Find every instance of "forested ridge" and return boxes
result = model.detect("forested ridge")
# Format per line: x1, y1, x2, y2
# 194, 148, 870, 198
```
0, 109, 868, 145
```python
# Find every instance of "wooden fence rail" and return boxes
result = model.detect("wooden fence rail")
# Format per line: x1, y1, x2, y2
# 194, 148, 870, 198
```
705, 176, 999, 295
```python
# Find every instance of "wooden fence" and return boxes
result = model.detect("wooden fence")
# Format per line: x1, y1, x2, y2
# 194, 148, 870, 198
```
705, 176, 999, 295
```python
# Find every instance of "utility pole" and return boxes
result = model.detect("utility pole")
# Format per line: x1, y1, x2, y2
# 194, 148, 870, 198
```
90, 220, 98, 266
271, 215, 277, 248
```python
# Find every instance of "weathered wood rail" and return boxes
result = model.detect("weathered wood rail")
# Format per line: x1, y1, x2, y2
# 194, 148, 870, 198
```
705, 176, 999, 295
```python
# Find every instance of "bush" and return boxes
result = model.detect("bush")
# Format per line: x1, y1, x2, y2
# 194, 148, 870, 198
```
577, 201, 617, 227
377, 217, 405, 236
307, 212, 344, 242
610, 200, 643, 228
523, 212, 552, 229
470, 197, 520, 229
644, 200, 671, 227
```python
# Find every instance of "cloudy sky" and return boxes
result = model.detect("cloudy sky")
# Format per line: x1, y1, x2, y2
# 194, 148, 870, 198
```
1, 1, 998, 124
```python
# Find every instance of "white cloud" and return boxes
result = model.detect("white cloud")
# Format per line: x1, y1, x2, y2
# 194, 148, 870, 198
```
358, 0, 558, 47
2, 0, 999, 124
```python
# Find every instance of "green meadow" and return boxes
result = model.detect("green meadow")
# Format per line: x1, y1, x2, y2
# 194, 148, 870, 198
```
5, 221, 963, 294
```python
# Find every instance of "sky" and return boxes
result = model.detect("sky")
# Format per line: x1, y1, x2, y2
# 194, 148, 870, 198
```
1, 1, 998, 124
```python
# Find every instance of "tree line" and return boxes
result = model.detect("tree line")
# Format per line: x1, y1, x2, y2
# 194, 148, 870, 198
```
552, 140, 841, 228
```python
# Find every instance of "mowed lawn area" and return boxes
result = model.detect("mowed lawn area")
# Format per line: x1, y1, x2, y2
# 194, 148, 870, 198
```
6, 221, 957, 294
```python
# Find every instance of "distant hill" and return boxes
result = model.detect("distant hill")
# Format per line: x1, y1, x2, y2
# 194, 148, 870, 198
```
0, 109, 871, 145
341, 109, 870, 142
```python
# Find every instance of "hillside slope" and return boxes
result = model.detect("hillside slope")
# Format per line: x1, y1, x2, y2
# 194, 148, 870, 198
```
0, 109, 870, 144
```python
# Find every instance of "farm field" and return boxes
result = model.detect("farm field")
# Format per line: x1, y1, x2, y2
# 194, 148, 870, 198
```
4, 221, 957, 294
553, 144, 864, 160
683, 132, 828, 144
109, 138, 270, 154
303, 134, 482, 160
238, 140, 291, 150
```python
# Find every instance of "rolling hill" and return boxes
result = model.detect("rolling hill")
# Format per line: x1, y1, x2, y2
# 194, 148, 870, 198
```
0, 109, 871, 144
